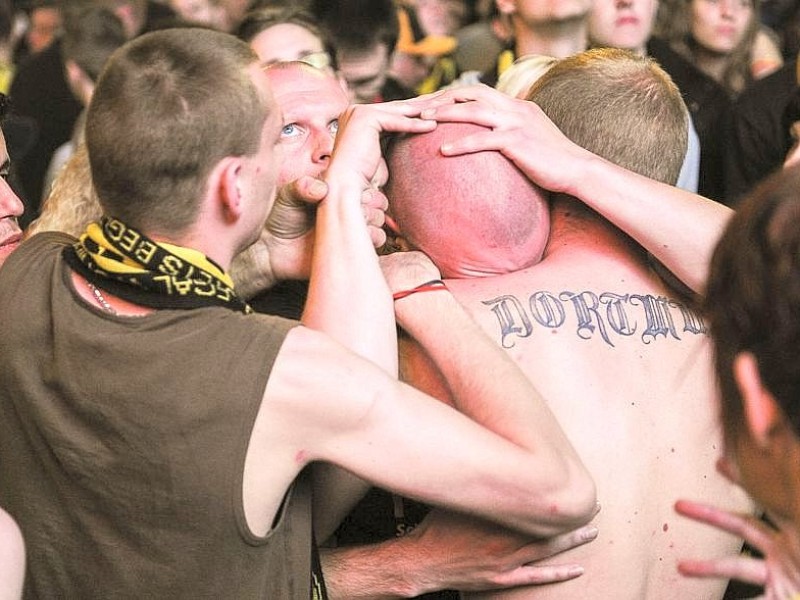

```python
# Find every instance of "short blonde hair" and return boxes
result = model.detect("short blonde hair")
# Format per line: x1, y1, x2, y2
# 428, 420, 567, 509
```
528, 48, 688, 186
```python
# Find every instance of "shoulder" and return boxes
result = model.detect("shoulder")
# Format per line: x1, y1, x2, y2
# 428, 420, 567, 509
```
0, 231, 74, 277
733, 60, 797, 119
0, 508, 24, 590
0, 508, 23, 548
648, 37, 729, 108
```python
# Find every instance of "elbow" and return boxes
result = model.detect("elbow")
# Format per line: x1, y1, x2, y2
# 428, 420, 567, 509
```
557, 466, 598, 530
530, 463, 598, 538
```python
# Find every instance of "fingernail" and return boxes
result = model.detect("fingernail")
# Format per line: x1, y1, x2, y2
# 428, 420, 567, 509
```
583, 526, 599, 540
568, 566, 584, 577
421, 108, 435, 119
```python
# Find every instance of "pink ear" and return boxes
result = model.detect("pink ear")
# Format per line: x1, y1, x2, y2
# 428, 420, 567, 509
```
734, 352, 781, 447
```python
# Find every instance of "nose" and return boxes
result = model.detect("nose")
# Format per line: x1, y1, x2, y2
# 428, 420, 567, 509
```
719, 0, 736, 17
0, 178, 23, 220
312, 131, 335, 165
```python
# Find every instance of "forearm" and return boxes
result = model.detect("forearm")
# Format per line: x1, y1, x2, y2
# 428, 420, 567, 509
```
566, 153, 733, 295
397, 290, 567, 450
321, 540, 423, 599
394, 289, 595, 523
303, 177, 398, 375
303, 178, 398, 535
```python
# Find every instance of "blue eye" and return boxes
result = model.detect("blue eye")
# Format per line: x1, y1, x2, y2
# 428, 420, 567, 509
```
329, 120, 339, 135
281, 123, 301, 138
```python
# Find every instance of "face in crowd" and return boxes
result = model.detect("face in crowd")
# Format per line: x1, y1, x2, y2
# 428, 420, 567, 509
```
0, 131, 23, 268
588, 0, 660, 54
690, 0, 754, 55
264, 62, 349, 185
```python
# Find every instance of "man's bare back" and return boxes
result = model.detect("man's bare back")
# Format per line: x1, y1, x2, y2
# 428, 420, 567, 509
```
437, 219, 752, 599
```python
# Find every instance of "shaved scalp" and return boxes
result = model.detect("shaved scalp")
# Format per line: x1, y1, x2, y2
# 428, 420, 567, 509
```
386, 122, 550, 278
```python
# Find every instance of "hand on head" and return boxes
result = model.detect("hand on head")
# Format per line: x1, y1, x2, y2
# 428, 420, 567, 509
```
413, 84, 594, 197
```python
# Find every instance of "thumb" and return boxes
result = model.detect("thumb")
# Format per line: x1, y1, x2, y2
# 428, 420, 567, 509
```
290, 176, 328, 205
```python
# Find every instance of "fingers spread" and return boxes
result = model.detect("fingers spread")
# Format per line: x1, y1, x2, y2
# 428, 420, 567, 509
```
492, 564, 585, 588
675, 500, 772, 550
519, 525, 599, 563
677, 556, 767, 586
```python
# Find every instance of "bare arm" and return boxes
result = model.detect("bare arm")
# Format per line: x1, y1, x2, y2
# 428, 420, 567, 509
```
303, 101, 438, 374
255, 324, 594, 540
0, 508, 24, 600
321, 511, 598, 599
380, 251, 596, 535
420, 85, 733, 295
298, 102, 437, 539
676, 500, 800, 597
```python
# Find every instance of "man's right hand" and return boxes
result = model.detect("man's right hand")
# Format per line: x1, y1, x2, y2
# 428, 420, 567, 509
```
402, 508, 598, 594
322, 508, 598, 599
416, 84, 596, 198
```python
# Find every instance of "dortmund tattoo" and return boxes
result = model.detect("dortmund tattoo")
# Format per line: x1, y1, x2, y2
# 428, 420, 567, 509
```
482, 289, 706, 349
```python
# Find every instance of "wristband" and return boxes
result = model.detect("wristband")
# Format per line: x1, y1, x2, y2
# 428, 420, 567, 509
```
392, 279, 446, 301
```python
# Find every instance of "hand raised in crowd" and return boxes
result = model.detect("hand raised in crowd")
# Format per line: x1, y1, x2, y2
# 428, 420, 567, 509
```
259, 97, 442, 286
324, 97, 438, 191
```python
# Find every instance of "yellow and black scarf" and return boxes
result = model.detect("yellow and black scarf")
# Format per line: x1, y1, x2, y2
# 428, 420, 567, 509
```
63, 217, 252, 314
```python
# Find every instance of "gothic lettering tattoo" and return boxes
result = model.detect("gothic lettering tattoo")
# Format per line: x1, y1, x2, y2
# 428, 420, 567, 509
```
483, 290, 706, 349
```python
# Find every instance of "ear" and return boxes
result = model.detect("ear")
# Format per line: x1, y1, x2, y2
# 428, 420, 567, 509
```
383, 214, 412, 252
495, 0, 516, 16
65, 60, 94, 105
734, 352, 783, 448
65, 59, 82, 87
211, 157, 244, 222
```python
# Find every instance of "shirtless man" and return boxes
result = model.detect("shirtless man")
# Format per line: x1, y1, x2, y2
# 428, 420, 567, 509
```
386, 49, 753, 599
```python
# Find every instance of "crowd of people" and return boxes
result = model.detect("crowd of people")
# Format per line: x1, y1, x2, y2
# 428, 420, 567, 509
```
1, 0, 800, 598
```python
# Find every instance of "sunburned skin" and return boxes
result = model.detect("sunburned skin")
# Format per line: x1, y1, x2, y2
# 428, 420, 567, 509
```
437, 240, 751, 600
388, 119, 752, 600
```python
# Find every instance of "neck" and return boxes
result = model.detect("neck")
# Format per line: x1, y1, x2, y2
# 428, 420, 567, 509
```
691, 45, 729, 85
149, 228, 234, 274
544, 195, 643, 259
515, 17, 588, 58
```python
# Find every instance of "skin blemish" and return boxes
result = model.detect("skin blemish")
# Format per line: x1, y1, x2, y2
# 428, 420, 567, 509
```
295, 450, 307, 463
662, 522, 669, 532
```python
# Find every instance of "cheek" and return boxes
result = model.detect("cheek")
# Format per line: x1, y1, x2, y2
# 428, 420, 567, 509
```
736, 10, 752, 33
691, 4, 711, 29
277, 147, 315, 186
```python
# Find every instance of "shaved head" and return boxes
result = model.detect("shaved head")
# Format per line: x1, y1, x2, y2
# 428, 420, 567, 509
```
386, 122, 550, 278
